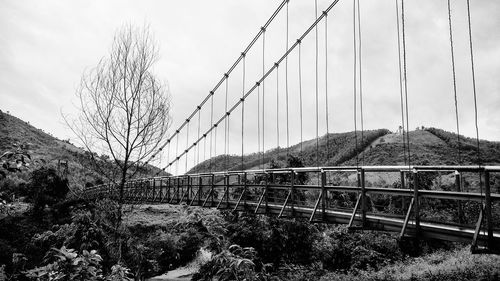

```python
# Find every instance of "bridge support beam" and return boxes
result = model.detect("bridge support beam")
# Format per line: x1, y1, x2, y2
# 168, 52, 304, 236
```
413, 170, 420, 237
455, 171, 465, 224
361, 169, 367, 227
321, 170, 327, 221
485, 171, 493, 250
290, 171, 295, 217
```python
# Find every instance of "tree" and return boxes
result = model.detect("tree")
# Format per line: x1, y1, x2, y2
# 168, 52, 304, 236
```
66, 24, 171, 258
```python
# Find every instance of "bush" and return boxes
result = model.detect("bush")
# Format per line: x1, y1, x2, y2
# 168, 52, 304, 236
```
193, 244, 272, 281
312, 227, 403, 272
225, 212, 319, 266
26, 168, 69, 214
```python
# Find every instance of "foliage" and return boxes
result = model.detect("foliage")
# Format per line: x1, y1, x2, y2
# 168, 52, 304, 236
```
425, 127, 500, 165
316, 247, 500, 281
190, 129, 391, 173
312, 226, 404, 272
25, 168, 69, 214
0, 142, 42, 178
193, 244, 272, 281
25, 246, 103, 281
105, 264, 133, 281
225, 212, 319, 267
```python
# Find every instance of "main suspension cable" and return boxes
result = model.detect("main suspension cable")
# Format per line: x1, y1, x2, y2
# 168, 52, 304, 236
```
447, 0, 462, 164
158, 0, 342, 175
143, 0, 289, 167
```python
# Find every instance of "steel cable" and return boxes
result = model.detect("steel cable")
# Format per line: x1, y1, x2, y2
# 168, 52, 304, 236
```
144, 0, 289, 167
357, 0, 365, 165
447, 0, 462, 164
353, 0, 359, 167
401, 0, 412, 167
395, 0, 407, 165
315, 0, 320, 167
466, 0, 482, 196
158, 0, 342, 174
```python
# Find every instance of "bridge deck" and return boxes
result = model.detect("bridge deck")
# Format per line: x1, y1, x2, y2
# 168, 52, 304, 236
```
78, 165, 500, 253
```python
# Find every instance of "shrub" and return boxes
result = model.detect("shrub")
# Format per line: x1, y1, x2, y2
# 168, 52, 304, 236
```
26, 168, 69, 214
312, 227, 403, 272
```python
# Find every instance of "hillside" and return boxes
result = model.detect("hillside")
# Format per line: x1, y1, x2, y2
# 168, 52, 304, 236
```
0, 110, 166, 190
189, 128, 500, 174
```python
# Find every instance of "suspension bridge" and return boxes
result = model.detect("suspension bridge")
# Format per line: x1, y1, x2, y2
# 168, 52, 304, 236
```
78, 0, 500, 254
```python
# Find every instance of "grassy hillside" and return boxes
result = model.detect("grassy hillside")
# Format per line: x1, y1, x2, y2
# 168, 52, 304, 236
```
0, 110, 166, 191
189, 128, 500, 174
189, 129, 391, 173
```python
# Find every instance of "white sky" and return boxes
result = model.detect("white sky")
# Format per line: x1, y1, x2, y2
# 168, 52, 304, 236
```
1, 0, 499, 173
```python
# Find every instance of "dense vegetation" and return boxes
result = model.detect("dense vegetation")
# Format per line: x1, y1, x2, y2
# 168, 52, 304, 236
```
2, 112, 500, 280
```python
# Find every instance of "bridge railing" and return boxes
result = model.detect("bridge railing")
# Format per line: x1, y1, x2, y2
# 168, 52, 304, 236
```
76, 165, 500, 253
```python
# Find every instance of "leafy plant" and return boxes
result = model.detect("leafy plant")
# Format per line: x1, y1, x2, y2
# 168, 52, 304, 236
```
106, 264, 133, 281
194, 244, 271, 281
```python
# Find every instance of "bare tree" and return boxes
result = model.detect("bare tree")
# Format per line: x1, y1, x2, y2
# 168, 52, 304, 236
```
66, 24, 171, 253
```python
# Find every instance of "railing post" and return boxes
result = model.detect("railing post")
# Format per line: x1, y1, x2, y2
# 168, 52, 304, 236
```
401, 170, 406, 210
243, 172, 247, 210
361, 168, 366, 227
225, 174, 229, 208
321, 170, 326, 221
455, 171, 464, 224
175, 176, 181, 204
198, 177, 203, 206
413, 170, 420, 237
152, 178, 156, 202
159, 178, 164, 202
186, 176, 191, 204
485, 170, 493, 250
290, 171, 295, 217
211, 174, 215, 207
166, 178, 171, 202
265, 173, 269, 212
140, 180, 145, 201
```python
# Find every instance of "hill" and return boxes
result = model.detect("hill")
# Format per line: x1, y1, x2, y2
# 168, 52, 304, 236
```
0, 110, 166, 191
189, 127, 500, 174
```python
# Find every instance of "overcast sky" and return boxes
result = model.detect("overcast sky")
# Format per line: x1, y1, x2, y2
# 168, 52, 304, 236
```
1, 0, 499, 172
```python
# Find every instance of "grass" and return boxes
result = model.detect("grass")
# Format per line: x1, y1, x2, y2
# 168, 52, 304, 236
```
317, 246, 500, 281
